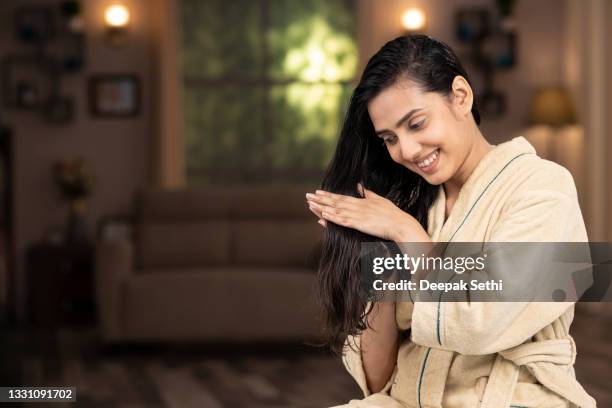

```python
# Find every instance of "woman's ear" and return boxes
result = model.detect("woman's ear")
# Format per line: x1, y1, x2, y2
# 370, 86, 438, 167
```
450, 75, 473, 119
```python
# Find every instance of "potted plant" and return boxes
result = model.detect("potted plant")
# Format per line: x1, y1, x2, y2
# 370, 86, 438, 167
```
53, 158, 93, 245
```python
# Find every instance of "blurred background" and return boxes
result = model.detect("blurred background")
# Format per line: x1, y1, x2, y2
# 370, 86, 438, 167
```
0, 0, 610, 407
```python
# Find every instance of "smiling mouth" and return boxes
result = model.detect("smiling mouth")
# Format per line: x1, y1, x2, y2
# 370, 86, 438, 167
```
415, 148, 440, 170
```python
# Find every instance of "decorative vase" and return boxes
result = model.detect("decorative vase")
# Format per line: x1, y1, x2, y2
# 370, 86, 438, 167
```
65, 198, 90, 245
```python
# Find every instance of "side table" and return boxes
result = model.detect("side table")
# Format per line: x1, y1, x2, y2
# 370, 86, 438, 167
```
27, 242, 96, 328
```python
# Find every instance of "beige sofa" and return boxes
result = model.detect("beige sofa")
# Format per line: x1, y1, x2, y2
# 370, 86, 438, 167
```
95, 186, 323, 342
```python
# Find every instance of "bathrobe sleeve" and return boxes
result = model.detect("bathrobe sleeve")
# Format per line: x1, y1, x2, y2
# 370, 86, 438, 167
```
342, 331, 397, 398
411, 166, 587, 355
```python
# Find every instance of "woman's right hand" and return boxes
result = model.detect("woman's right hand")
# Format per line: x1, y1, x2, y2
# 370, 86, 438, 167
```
306, 195, 327, 227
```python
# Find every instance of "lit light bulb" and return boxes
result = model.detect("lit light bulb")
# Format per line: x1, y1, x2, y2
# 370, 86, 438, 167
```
401, 7, 426, 32
105, 4, 130, 28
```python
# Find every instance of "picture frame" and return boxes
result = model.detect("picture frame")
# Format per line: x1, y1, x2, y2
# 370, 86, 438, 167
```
88, 74, 141, 118
15, 5, 56, 44
485, 30, 517, 69
1, 55, 57, 110
49, 32, 86, 73
455, 8, 491, 42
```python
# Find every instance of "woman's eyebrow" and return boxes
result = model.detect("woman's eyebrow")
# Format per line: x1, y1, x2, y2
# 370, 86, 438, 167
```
375, 108, 424, 135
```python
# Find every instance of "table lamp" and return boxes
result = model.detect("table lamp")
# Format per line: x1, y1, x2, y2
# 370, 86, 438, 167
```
528, 86, 577, 160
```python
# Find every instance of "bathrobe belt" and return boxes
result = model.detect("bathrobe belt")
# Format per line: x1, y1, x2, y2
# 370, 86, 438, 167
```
479, 335, 597, 408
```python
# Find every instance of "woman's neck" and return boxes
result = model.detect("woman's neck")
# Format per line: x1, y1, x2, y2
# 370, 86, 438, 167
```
443, 129, 493, 202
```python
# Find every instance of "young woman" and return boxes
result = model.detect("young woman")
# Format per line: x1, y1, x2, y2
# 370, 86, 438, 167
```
306, 35, 596, 408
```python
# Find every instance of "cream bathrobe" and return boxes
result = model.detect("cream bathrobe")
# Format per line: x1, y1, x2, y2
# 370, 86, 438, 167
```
335, 136, 597, 408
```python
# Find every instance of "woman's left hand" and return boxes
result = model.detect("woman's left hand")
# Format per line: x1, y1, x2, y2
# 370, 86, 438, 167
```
306, 185, 430, 242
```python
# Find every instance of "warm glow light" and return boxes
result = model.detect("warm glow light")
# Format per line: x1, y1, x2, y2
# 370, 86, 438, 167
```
529, 87, 577, 127
401, 7, 426, 31
105, 4, 130, 28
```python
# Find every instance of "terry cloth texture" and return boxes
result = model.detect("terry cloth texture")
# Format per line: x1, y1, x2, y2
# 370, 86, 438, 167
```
335, 136, 597, 408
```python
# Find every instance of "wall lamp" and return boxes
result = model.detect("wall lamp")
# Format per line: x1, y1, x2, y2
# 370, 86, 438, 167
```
401, 7, 426, 34
104, 3, 130, 46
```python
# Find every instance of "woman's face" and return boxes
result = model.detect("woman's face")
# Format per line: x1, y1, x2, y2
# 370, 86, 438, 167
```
367, 78, 473, 186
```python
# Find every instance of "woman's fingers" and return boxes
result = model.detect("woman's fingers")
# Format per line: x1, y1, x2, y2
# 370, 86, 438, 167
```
321, 209, 353, 228
308, 205, 327, 228
308, 202, 323, 218
310, 200, 344, 219
306, 192, 334, 207
306, 190, 365, 229
357, 183, 365, 197
306, 192, 327, 228
315, 190, 360, 204
312, 201, 348, 217
306, 192, 360, 211
358, 183, 380, 199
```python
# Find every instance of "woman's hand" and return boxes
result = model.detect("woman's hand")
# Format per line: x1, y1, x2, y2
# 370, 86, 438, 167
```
307, 195, 328, 228
306, 185, 430, 242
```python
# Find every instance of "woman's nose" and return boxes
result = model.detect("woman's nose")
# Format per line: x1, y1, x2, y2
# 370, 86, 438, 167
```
398, 137, 421, 163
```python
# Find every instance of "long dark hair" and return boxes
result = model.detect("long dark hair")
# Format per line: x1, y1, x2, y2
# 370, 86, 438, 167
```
316, 34, 481, 354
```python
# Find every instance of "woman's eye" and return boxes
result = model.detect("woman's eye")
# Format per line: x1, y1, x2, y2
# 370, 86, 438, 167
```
409, 118, 426, 130
382, 135, 397, 145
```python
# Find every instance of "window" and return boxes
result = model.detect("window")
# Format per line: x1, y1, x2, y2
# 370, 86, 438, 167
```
179, 0, 358, 185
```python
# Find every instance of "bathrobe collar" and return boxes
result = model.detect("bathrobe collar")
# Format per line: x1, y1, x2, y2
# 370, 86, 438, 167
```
427, 136, 537, 242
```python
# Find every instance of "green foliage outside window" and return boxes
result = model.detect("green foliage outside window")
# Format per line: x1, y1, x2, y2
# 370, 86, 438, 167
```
180, 0, 358, 185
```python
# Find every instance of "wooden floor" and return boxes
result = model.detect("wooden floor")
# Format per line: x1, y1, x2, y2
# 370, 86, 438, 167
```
0, 330, 360, 408
1, 303, 609, 408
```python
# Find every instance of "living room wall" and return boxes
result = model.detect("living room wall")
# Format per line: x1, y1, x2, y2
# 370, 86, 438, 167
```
0, 0, 153, 320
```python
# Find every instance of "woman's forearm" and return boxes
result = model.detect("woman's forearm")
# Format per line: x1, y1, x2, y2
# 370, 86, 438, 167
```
361, 301, 399, 393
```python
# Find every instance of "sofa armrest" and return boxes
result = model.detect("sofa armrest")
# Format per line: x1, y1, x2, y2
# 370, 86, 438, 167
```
95, 238, 133, 341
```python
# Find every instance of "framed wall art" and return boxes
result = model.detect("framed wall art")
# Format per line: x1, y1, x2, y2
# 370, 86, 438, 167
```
88, 74, 141, 118
1, 55, 57, 110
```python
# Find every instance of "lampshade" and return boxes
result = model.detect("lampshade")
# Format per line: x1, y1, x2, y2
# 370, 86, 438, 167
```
528, 87, 577, 127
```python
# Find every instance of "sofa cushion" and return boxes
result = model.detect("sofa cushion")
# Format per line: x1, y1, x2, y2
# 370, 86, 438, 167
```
136, 221, 230, 269
232, 220, 322, 268
134, 186, 322, 269
123, 268, 320, 341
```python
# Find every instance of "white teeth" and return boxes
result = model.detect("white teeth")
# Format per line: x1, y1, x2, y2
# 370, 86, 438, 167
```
417, 149, 439, 168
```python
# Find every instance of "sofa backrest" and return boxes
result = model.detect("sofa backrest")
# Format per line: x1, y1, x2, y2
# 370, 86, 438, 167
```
134, 187, 323, 270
